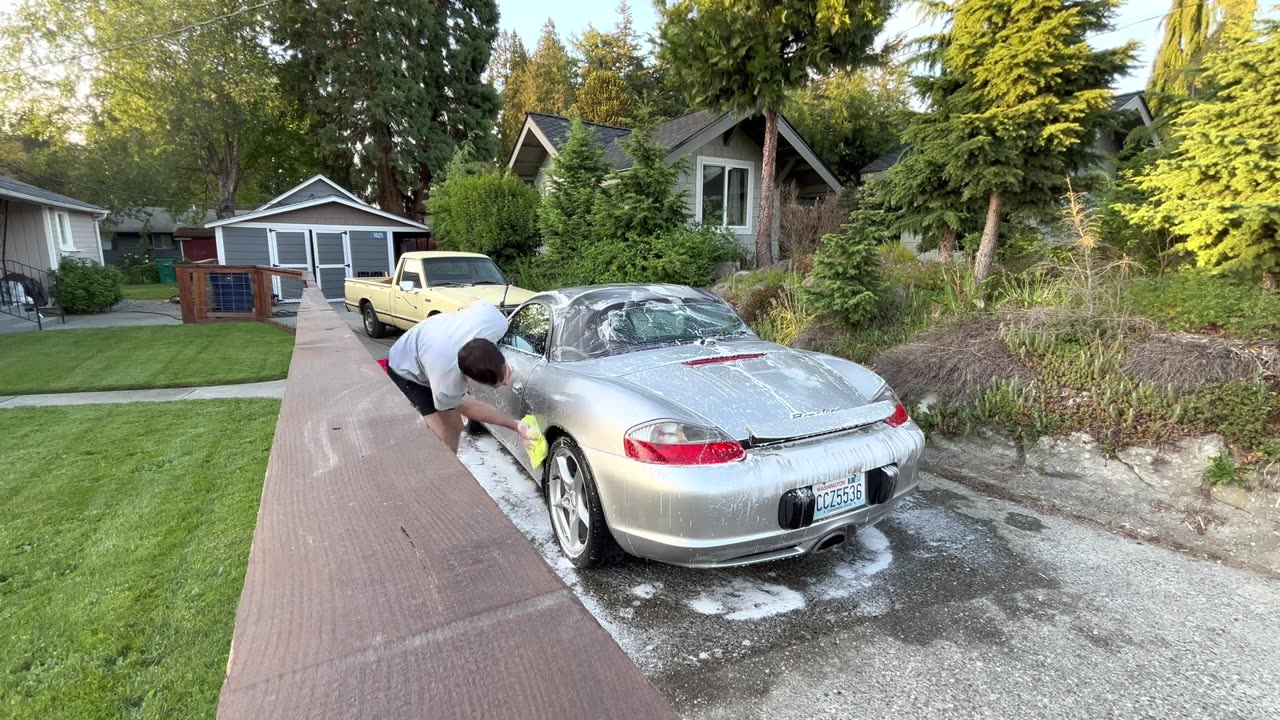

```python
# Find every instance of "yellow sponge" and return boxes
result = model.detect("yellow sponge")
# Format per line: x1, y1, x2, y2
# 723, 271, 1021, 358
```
523, 414, 548, 470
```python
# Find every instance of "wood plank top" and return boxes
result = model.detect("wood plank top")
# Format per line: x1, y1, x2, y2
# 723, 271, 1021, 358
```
218, 285, 675, 720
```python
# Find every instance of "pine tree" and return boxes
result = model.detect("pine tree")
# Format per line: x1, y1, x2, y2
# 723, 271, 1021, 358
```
593, 128, 690, 243
516, 20, 576, 117
538, 119, 610, 259
806, 196, 886, 326
492, 30, 531, 162
1121, 21, 1280, 289
570, 2, 647, 125
657, 0, 891, 268
940, 0, 1134, 282
273, 0, 500, 219
1148, 0, 1256, 113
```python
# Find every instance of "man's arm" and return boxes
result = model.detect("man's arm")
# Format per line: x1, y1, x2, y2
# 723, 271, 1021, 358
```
457, 398, 531, 443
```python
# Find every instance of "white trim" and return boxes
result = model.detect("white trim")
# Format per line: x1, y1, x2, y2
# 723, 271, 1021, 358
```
215, 226, 226, 264
42, 207, 58, 269
204, 195, 428, 230
386, 232, 396, 279
0, 188, 106, 216
694, 156, 755, 232
268, 228, 314, 298
776, 116, 843, 194
52, 210, 76, 251
664, 112, 736, 166
506, 116, 561, 174
257, 174, 366, 211
94, 219, 105, 264
223, 221, 413, 232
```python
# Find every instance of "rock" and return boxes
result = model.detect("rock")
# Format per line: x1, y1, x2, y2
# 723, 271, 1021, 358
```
712, 261, 741, 281
1211, 484, 1280, 523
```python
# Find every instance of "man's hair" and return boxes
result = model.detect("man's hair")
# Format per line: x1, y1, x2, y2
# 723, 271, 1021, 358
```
458, 339, 506, 386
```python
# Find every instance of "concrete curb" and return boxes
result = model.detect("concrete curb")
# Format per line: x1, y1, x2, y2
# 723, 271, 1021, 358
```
0, 380, 286, 408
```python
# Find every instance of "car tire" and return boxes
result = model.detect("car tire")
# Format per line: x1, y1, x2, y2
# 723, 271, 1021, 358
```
545, 437, 621, 569
362, 302, 387, 338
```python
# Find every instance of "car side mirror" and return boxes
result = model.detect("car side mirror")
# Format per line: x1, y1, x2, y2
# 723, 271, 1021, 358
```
399, 280, 415, 292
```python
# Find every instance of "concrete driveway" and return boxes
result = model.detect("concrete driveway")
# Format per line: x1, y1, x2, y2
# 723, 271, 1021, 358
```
458, 433, 1280, 719
338, 302, 397, 360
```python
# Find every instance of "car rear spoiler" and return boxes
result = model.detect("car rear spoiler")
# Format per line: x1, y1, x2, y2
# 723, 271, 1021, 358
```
744, 400, 897, 447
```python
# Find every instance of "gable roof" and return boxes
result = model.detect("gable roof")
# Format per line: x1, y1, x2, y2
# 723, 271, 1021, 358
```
514, 110, 841, 193
205, 194, 428, 230
0, 173, 106, 215
257, 174, 366, 211
861, 146, 909, 176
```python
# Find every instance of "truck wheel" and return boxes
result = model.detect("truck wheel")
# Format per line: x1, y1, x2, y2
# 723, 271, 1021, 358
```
361, 302, 387, 338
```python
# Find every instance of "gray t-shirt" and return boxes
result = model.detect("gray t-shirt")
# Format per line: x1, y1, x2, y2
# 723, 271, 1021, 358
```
386, 303, 508, 410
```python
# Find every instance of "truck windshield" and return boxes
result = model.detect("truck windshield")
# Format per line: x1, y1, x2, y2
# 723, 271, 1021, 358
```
422, 257, 507, 287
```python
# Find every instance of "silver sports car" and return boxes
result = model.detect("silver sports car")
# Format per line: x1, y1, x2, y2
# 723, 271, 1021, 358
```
472, 284, 924, 569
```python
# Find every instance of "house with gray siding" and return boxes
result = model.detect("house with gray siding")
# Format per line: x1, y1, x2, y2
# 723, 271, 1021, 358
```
205, 175, 430, 301
507, 110, 842, 259
100, 207, 219, 266
1, 174, 106, 322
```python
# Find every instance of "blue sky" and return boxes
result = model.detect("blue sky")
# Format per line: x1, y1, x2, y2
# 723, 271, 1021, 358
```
498, 0, 1280, 94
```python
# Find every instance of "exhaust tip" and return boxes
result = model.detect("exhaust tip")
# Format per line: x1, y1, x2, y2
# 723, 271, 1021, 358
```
816, 533, 847, 552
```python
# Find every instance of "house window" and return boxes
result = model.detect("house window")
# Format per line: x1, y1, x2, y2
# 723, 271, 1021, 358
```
153, 234, 174, 250
53, 211, 76, 251
697, 158, 752, 230
102, 233, 114, 250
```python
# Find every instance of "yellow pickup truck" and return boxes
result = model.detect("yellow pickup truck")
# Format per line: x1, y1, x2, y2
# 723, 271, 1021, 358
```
344, 251, 535, 338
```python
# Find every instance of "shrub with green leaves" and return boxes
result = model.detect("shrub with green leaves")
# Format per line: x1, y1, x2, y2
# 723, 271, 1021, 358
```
1127, 270, 1280, 340
538, 119, 610, 261
427, 169, 540, 263
806, 202, 886, 327
51, 258, 124, 313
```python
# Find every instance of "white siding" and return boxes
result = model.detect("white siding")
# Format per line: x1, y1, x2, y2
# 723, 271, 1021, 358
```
674, 126, 764, 254
2, 200, 52, 271
534, 154, 555, 189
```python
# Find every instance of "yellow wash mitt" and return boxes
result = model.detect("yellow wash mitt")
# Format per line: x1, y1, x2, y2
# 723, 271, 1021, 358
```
523, 414, 548, 470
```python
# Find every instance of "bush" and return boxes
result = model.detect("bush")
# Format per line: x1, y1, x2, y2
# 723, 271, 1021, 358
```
116, 252, 159, 284
779, 184, 845, 266
51, 258, 124, 313
427, 170, 540, 263
1127, 270, 1280, 340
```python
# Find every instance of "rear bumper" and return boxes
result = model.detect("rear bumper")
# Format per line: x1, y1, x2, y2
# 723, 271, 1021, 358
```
583, 421, 925, 568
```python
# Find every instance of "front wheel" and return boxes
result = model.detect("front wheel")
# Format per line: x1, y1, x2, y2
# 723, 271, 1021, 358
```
546, 438, 621, 569
362, 302, 387, 338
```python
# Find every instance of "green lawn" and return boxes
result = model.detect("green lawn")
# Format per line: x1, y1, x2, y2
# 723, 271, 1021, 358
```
0, 399, 279, 719
122, 284, 177, 301
0, 323, 293, 395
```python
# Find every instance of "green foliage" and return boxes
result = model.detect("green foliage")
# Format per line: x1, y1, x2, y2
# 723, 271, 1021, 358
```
876, 242, 917, 265
787, 66, 910, 182
116, 252, 159, 285
1120, 21, 1280, 288
1204, 451, 1243, 485
1148, 0, 1256, 114
492, 30, 532, 161
1127, 270, 1280, 340
593, 128, 689, 242
538, 120, 610, 261
754, 281, 817, 346
570, 4, 651, 125
806, 202, 887, 326
580, 225, 742, 287
273, 0, 500, 216
574, 70, 633, 127
50, 258, 123, 314
427, 170, 541, 263
513, 20, 577, 118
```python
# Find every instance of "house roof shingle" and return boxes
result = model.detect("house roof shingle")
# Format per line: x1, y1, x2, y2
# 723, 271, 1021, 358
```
1112, 90, 1144, 110
0, 173, 106, 214
526, 109, 730, 171
860, 146, 909, 175
101, 207, 220, 234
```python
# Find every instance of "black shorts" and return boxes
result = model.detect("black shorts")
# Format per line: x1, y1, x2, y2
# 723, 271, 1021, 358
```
386, 367, 437, 416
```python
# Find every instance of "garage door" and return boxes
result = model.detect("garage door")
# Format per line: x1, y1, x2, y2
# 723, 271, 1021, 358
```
269, 230, 309, 301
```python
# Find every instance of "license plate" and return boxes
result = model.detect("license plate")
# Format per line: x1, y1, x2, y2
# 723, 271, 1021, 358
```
812, 475, 866, 520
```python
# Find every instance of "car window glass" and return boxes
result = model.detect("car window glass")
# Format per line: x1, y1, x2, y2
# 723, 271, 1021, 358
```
400, 270, 422, 289
423, 257, 506, 286
501, 304, 550, 355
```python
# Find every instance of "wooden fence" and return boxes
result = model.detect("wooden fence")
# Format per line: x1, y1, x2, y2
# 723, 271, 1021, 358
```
176, 265, 306, 334
217, 282, 675, 719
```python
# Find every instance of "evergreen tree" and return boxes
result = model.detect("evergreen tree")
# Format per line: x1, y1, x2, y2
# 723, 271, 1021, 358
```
593, 129, 689, 243
658, 0, 891, 268
570, 3, 647, 125
538, 119, 610, 260
1121, 21, 1280, 289
1148, 0, 1256, 113
806, 196, 886, 326
492, 30, 531, 162
938, 0, 1134, 283
272, 0, 501, 219
516, 20, 577, 117
574, 71, 633, 126
787, 65, 910, 183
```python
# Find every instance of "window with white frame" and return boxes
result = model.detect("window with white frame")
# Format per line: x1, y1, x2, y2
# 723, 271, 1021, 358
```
697, 157, 752, 230
53, 211, 76, 251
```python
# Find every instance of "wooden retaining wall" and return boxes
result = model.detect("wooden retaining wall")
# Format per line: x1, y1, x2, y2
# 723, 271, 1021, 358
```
217, 283, 675, 719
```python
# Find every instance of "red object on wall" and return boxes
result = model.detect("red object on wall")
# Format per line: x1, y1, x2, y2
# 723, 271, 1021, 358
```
182, 237, 218, 262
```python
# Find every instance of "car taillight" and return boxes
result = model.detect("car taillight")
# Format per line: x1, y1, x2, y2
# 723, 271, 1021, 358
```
885, 403, 909, 427
624, 420, 746, 465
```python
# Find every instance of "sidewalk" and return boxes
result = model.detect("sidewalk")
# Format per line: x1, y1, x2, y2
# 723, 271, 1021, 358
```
0, 380, 285, 408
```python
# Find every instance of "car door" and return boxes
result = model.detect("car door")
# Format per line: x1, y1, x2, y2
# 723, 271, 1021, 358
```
391, 259, 426, 328
487, 302, 552, 464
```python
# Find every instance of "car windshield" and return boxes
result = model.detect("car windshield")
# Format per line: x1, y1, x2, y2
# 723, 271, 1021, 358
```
554, 295, 750, 361
422, 257, 507, 287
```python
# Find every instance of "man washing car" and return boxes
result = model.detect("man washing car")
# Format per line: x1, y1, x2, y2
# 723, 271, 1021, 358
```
384, 300, 531, 454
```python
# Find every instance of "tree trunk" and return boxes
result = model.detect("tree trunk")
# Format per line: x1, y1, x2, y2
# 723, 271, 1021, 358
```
1264, 271, 1277, 291
373, 123, 402, 213
973, 193, 1003, 283
755, 108, 779, 268
938, 227, 956, 263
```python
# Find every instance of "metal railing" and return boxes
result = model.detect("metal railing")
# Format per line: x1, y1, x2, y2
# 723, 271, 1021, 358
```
0, 258, 65, 330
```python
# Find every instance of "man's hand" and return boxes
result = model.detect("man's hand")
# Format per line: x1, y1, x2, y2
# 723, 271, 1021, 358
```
516, 420, 533, 447
458, 398, 529, 446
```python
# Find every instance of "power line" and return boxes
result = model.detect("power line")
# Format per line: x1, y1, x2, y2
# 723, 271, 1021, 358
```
0, 0, 282, 76
1090, 0, 1208, 39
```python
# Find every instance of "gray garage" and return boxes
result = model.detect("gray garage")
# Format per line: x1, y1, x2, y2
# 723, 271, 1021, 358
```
206, 175, 429, 301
